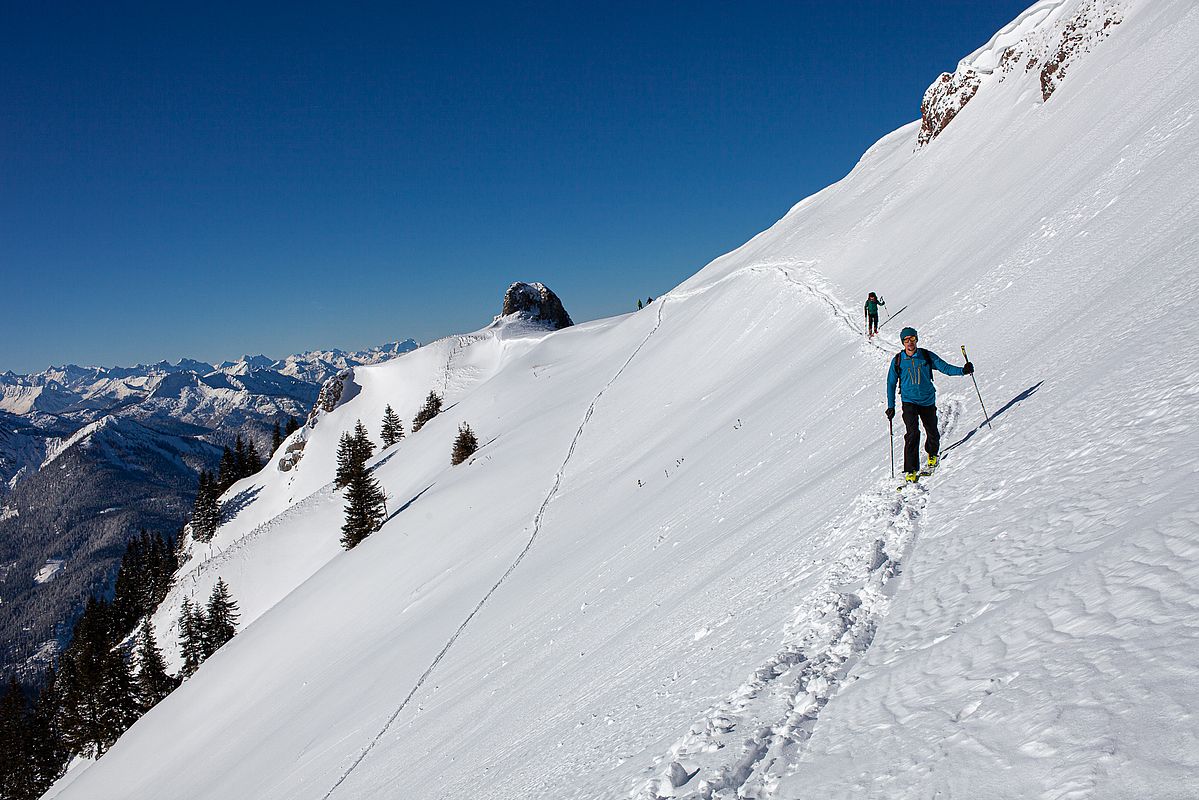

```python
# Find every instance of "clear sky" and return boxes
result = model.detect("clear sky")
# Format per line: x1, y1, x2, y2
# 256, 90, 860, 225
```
1, 1, 1033, 374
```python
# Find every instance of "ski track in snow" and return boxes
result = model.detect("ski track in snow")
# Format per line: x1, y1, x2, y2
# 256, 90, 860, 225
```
637, 266, 964, 800
636, 401, 964, 800
321, 302, 668, 800
671, 259, 895, 356
756, 262, 895, 357
440, 333, 487, 397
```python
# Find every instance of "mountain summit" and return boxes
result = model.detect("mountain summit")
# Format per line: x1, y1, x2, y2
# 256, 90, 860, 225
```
499, 281, 574, 330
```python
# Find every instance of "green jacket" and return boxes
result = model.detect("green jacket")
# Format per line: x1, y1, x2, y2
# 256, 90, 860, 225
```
865, 297, 885, 315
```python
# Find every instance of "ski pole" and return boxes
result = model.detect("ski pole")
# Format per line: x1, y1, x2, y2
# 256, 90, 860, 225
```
961, 345, 992, 429
879, 304, 908, 330
889, 416, 895, 477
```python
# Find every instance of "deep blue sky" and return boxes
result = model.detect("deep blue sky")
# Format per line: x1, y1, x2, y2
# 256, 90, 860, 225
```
2, 1, 1032, 373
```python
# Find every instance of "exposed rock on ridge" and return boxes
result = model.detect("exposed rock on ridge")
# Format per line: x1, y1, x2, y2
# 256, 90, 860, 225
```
918, 0, 1125, 146
918, 69, 982, 147
308, 369, 357, 426
500, 282, 574, 330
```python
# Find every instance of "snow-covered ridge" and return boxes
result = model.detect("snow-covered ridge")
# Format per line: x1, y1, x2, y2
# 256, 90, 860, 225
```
918, 0, 1126, 145
961, 0, 1073, 74
40, 417, 115, 469
39, 415, 219, 474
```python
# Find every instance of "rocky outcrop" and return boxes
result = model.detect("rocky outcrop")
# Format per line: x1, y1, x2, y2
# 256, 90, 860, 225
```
277, 435, 307, 472
307, 369, 357, 427
918, 0, 1124, 146
918, 69, 982, 147
501, 282, 574, 330
1039, 1, 1124, 101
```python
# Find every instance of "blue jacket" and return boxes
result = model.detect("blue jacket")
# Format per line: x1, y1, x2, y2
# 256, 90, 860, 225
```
887, 348, 964, 408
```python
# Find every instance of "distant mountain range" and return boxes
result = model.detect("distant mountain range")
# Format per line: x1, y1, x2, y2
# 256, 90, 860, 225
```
0, 339, 418, 680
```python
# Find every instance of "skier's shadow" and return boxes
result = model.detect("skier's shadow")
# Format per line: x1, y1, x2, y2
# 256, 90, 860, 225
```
944, 381, 1044, 454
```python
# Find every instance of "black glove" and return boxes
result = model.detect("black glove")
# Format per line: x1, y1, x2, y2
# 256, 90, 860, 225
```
962, 362, 974, 375
885, 407, 895, 420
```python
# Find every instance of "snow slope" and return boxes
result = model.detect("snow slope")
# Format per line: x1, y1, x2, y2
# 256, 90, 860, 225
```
48, 0, 1199, 798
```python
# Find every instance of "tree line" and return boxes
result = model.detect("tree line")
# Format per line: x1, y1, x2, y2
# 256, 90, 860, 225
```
0, 396, 481, 797
191, 419, 298, 543
0, 531, 240, 800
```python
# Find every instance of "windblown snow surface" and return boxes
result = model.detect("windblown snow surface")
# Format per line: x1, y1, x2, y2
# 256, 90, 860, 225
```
47, 1, 1199, 798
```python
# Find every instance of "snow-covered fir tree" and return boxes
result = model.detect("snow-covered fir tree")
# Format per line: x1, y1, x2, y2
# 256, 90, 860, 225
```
191, 471, 221, 542
134, 619, 177, 711
340, 462, 386, 550
245, 438, 263, 475
411, 390, 443, 433
380, 404, 404, 447
53, 599, 139, 758
334, 432, 355, 489
203, 578, 240, 654
178, 598, 206, 678
0, 677, 41, 796
451, 422, 479, 465
352, 419, 375, 462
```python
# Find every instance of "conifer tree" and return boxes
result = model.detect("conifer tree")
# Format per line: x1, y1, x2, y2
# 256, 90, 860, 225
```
246, 439, 262, 474
340, 462, 386, 550
178, 598, 206, 678
30, 667, 68, 795
352, 419, 375, 463
451, 422, 479, 466
284, 416, 301, 436
53, 599, 139, 758
217, 446, 236, 491
96, 648, 139, 754
0, 673, 66, 799
0, 677, 39, 799
233, 434, 248, 478
335, 421, 377, 490
411, 390, 443, 433
380, 405, 404, 448
110, 535, 146, 632
135, 619, 177, 711
191, 471, 221, 542
271, 421, 284, 454
107, 529, 175, 634
203, 578, 240, 654
334, 432, 356, 490
147, 530, 178, 606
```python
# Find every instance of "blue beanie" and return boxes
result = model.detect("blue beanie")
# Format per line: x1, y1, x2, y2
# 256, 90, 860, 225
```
899, 327, 918, 342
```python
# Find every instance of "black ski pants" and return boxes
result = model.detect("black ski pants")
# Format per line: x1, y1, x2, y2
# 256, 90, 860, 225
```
901, 401, 939, 473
